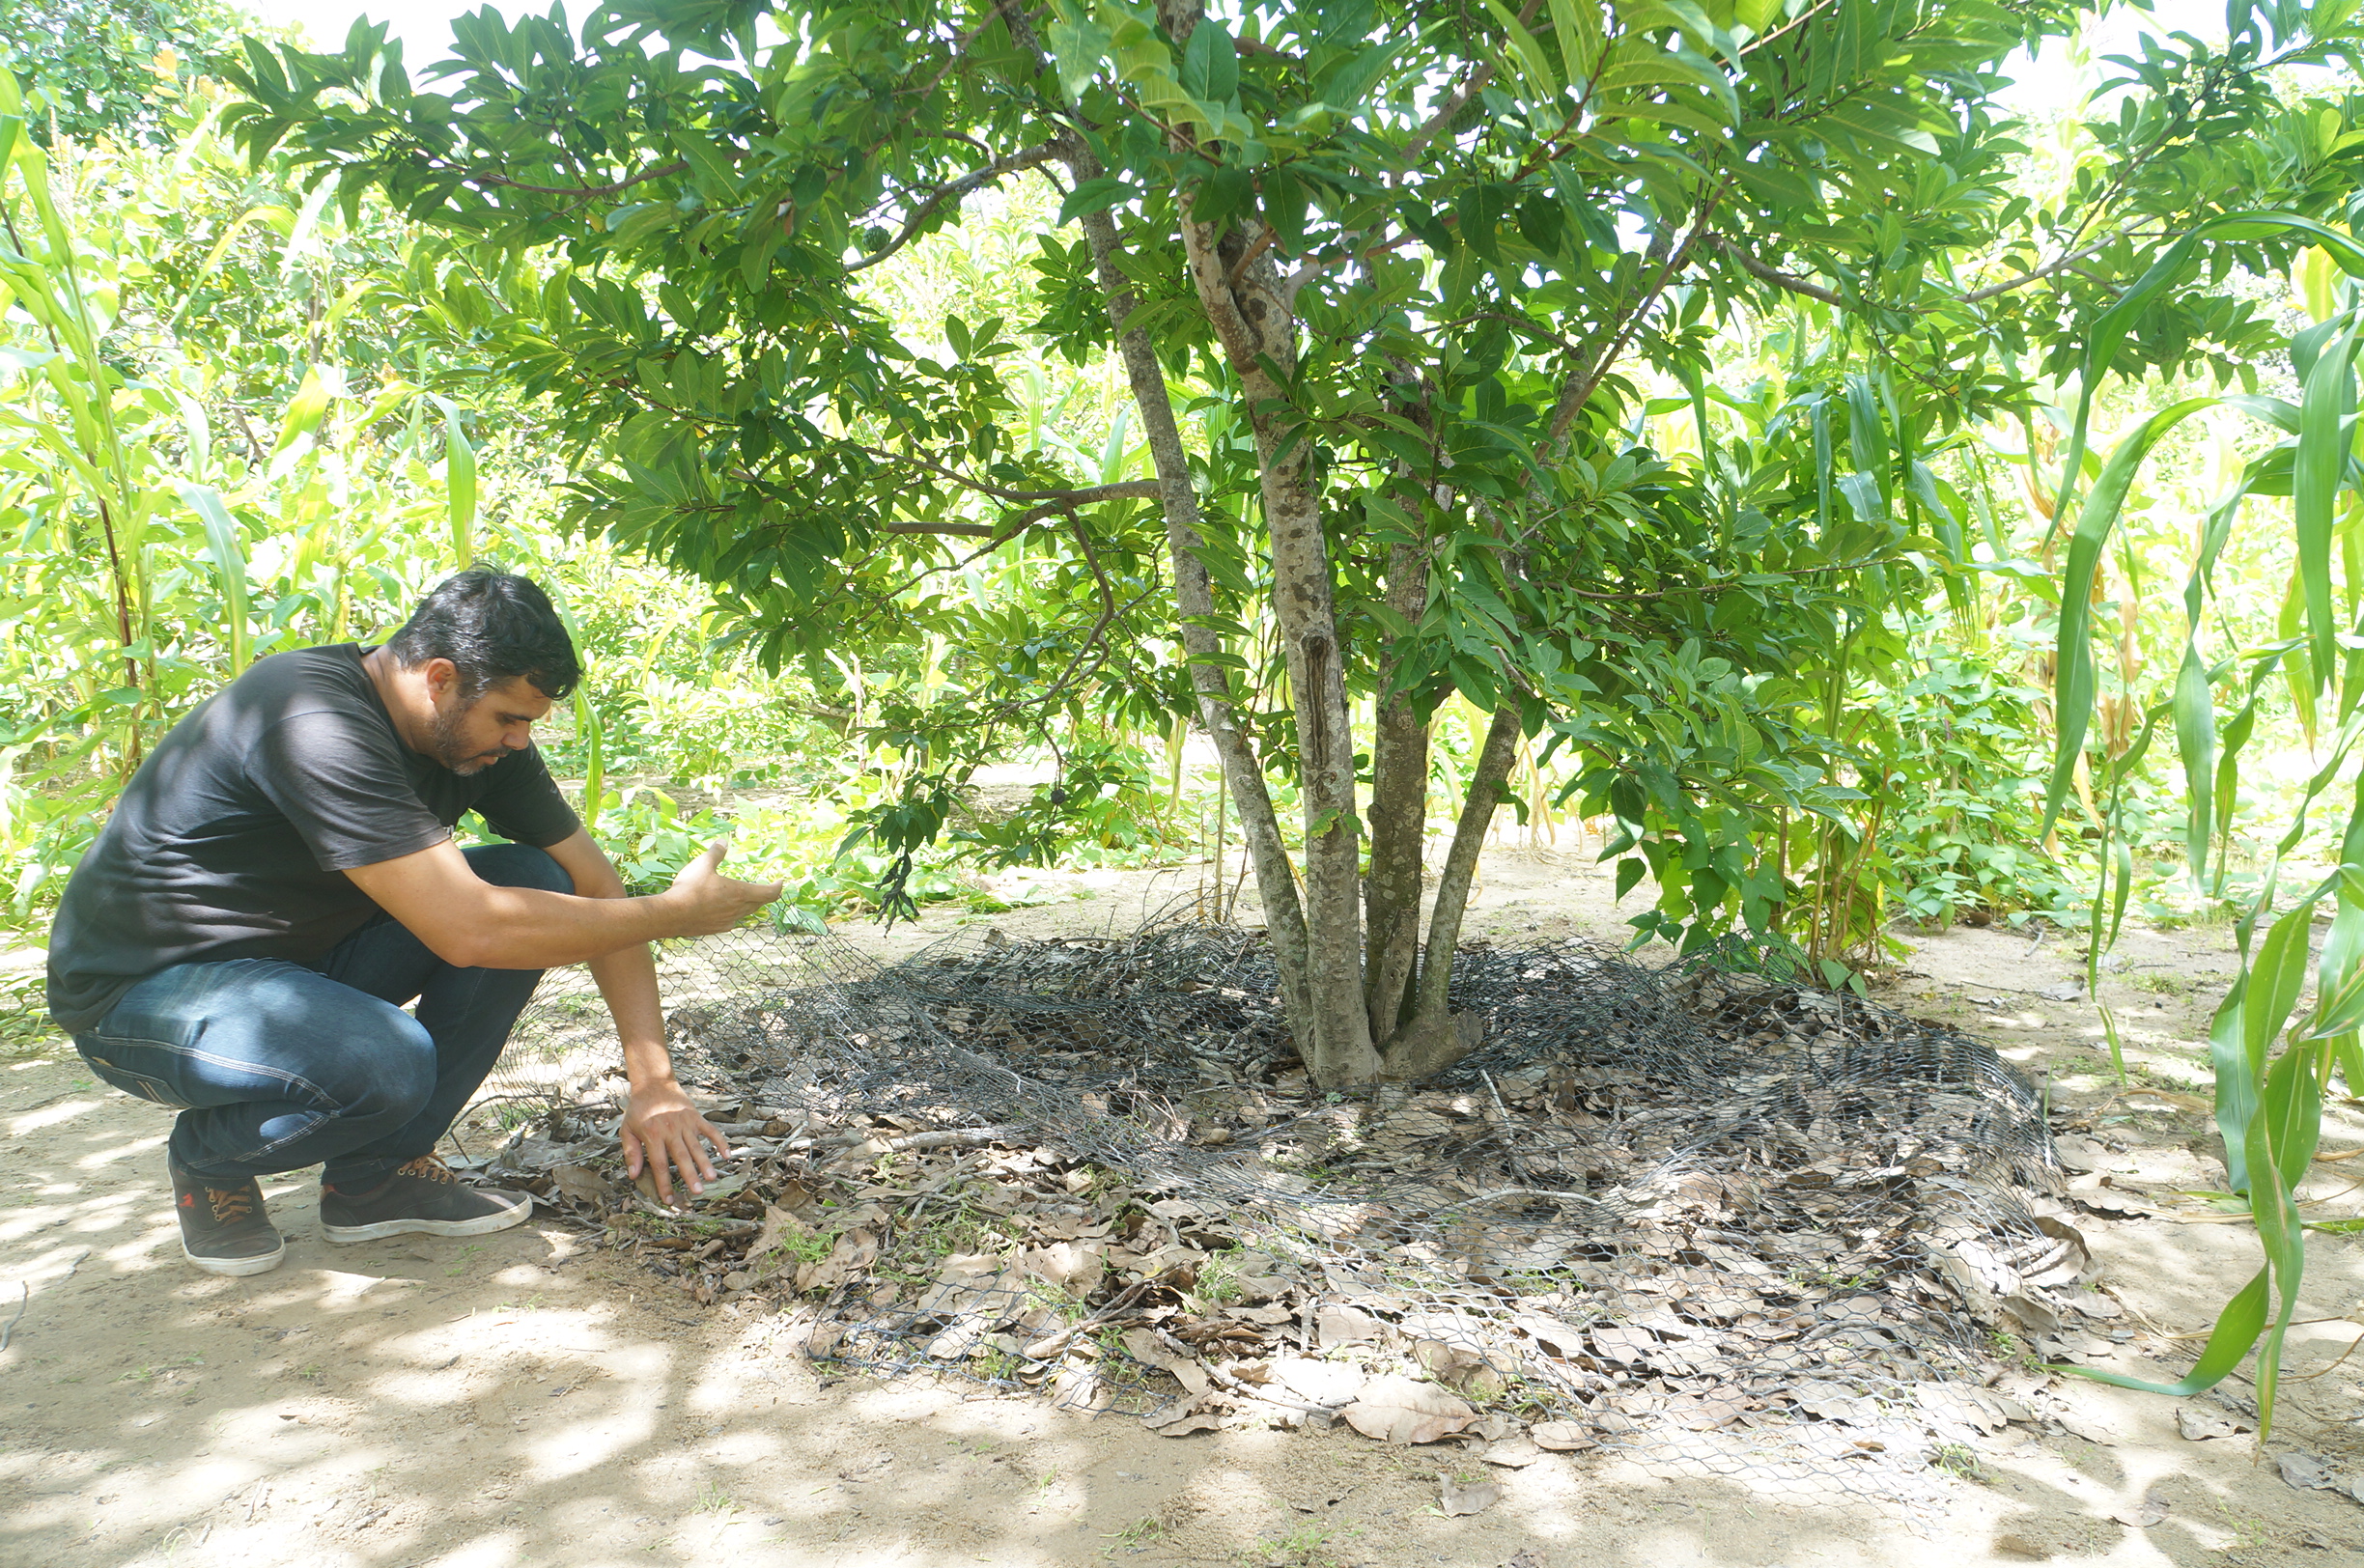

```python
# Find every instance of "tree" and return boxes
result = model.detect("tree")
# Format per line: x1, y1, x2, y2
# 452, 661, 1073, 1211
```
225, 0, 2364, 1086
1, 0, 262, 145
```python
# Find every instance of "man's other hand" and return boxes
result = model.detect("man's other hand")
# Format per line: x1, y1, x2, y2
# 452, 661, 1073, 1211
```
621, 1079, 732, 1206
664, 841, 783, 936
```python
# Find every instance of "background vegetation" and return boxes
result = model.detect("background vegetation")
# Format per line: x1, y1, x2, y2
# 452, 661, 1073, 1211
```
5, 0, 2363, 1425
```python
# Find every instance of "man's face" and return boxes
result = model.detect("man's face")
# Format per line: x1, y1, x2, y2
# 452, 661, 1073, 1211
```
425, 670, 554, 775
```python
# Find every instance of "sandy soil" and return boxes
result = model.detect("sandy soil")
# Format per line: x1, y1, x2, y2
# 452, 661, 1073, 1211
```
5, 841, 2364, 1568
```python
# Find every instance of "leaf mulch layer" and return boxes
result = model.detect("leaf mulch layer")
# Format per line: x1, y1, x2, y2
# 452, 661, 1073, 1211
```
470, 922, 2168, 1503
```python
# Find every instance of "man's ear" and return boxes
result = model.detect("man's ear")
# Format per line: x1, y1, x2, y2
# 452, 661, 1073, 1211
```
420, 657, 462, 704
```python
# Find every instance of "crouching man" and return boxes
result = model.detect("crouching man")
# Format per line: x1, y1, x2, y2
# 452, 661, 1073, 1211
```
42, 567, 780, 1274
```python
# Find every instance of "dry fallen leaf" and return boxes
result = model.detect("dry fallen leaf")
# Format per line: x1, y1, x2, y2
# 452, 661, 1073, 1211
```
1480, 1437, 1543, 1468
796, 1227, 879, 1293
741, 1204, 808, 1283
2277, 1451, 2340, 1492
549, 1163, 612, 1206
2053, 1412, 2118, 1447
2175, 1405, 2252, 1442
1414, 1338, 1506, 1400
1317, 1302, 1385, 1346
1144, 1391, 1224, 1437
1122, 1329, 1211, 1396
1791, 1379, 1880, 1424
1019, 1240, 1105, 1298
1341, 1375, 1477, 1444
1438, 1471, 1501, 1516
1267, 1356, 1365, 1407
1528, 1420, 1595, 1452
2108, 1497, 2169, 1527
1915, 1384, 2015, 1434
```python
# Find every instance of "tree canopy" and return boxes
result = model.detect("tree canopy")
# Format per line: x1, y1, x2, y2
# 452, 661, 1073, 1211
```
224, 0, 2364, 1088
2, 0, 263, 143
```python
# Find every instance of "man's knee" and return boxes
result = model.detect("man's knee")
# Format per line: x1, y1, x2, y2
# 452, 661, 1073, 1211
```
324, 1005, 438, 1121
464, 842, 576, 895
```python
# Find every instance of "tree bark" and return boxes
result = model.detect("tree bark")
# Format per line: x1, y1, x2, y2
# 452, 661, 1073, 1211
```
1177, 205, 1375, 1084
1363, 535, 1431, 1042
1378, 703, 1522, 1078
1145, 0, 1373, 1085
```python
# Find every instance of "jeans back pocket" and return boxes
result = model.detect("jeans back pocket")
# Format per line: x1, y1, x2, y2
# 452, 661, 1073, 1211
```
79, 1048, 194, 1110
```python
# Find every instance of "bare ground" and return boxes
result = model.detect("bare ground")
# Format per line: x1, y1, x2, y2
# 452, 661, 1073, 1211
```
5, 841, 2364, 1567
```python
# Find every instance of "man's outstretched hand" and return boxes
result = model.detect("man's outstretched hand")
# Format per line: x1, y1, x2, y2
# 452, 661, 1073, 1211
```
663, 840, 783, 936
621, 1078, 732, 1206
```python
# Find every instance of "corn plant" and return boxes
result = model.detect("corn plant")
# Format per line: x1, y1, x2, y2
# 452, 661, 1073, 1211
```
0, 76, 480, 916
2040, 224, 2364, 1433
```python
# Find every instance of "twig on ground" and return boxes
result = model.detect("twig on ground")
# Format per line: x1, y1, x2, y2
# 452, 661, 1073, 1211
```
1021, 1279, 1153, 1361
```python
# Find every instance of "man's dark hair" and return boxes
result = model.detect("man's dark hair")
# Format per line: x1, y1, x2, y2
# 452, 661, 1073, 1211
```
384, 567, 582, 701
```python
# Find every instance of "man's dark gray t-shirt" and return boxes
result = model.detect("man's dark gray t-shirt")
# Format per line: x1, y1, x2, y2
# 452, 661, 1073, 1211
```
44, 644, 580, 1033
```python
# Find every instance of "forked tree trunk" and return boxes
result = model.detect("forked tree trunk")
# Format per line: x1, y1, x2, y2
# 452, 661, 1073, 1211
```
1014, 0, 1516, 1087
1006, 8, 1316, 1029
1177, 208, 1375, 1085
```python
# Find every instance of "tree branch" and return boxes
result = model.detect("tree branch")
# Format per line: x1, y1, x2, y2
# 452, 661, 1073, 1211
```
881, 520, 998, 537
852, 444, 1158, 507
844, 139, 1063, 274
430, 155, 689, 198
877, 480, 1159, 536
1540, 187, 1726, 461
1400, 0, 1547, 163
1715, 238, 1844, 305
1955, 230, 2158, 303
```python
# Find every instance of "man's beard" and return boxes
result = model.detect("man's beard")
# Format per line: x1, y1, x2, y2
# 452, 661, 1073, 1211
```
430, 702, 502, 774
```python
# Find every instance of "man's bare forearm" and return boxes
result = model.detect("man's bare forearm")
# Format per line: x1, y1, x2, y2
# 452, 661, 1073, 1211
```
346, 832, 779, 971
594, 942, 686, 1089
438, 882, 690, 970
550, 832, 676, 1078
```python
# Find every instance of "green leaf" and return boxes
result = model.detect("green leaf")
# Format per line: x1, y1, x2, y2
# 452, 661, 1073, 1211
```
2064, 1268, 2267, 1397
432, 395, 478, 569
272, 366, 333, 456
2173, 645, 2216, 883
1189, 166, 1254, 226
2246, 904, 2319, 1078
1180, 19, 1238, 103
2294, 326, 2355, 696
1058, 175, 1139, 226
1480, 0, 1559, 98
1546, 0, 1606, 80
1455, 182, 1509, 263
179, 484, 251, 676
1046, 14, 1112, 98
1615, 856, 1646, 900
2042, 399, 2218, 835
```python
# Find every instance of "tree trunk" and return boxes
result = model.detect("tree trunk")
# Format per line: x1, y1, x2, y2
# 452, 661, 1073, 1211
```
1378, 704, 1522, 1078
1177, 205, 1375, 1085
1365, 366, 1443, 1043
1363, 533, 1430, 1041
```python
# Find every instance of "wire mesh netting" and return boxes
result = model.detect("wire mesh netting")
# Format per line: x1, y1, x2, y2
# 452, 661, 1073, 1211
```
468, 910, 2100, 1504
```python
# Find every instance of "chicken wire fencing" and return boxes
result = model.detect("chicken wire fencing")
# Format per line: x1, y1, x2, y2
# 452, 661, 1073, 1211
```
459, 910, 2108, 1506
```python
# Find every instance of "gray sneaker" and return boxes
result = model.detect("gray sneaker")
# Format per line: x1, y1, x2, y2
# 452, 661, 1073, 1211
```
321, 1156, 532, 1244
171, 1158, 287, 1276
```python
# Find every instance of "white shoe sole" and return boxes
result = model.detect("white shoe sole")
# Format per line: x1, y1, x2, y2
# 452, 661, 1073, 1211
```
320, 1190, 534, 1245
183, 1236, 287, 1276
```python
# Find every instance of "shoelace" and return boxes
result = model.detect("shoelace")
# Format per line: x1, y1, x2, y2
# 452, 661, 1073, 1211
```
206, 1186, 257, 1224
396, 1155, 460, 1185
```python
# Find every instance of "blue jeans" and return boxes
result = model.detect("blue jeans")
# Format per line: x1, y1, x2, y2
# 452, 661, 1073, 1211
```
70, 843, 572, 1188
